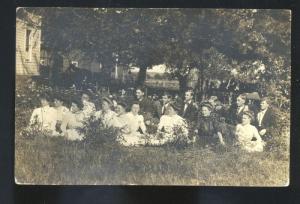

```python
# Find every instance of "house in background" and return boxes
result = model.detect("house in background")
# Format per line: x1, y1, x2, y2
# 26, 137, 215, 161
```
16, 9, 41, 75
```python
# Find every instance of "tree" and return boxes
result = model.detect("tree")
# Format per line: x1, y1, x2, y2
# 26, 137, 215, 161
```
18, 8, 290, 100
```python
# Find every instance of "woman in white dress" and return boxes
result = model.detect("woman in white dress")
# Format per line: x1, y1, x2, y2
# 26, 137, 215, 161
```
150, 102, 189, 145
235, 111, 265, 152
61, 100, 85, 141
93, 97, 118, 128
29, 95, 58, 135
114, 102, 130, 130
118, 101, 147, 146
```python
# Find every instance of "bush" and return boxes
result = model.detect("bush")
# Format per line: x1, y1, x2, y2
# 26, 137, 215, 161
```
265, 107, 290, 160
79, 116, 122, 148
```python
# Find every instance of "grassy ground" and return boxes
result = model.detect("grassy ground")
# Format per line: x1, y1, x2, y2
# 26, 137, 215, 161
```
15, 76, 289, 186
15, 131, 289, 186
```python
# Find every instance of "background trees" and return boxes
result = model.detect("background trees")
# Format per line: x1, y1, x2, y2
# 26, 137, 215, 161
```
17, 8, 291, 100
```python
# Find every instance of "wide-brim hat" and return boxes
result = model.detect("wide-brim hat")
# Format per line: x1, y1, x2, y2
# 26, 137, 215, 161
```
243, 110, 254, 120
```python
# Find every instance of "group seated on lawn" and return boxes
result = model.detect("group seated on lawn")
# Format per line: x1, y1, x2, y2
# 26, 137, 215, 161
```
27, 86, 275, 153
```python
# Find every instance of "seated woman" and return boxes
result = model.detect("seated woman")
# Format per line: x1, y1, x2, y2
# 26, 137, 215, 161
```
118, 101, 147, 146
195, 102, 226, 147
60, 100, 85, 141
94, 97, 118, 127
29, 94, 58, 135
235, 111, 265, 152
114, 101, 130, 130
149, 102, 189, 145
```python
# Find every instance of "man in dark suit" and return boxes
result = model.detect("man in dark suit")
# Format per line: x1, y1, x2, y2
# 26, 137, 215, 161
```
255, 97, 275, 141
135, 86, 157, 121
181, 89, 198, 123
156, 92, 172, 117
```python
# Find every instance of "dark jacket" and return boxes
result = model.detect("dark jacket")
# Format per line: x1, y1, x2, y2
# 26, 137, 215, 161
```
155, 102, 171, 118
227, 104, 250, 125
181, 101, 198, 122
196, 115, 223, 146
138, 97, 156, 119
254, 108, 275, 134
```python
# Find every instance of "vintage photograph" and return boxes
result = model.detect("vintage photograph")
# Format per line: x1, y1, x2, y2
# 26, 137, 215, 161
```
15, 8, 290, 185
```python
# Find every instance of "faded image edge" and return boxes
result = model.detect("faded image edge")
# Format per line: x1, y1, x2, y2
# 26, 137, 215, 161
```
15, 7, 290, 186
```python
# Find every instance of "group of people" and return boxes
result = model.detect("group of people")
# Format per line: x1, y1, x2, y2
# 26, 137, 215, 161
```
27, 86, 275, 152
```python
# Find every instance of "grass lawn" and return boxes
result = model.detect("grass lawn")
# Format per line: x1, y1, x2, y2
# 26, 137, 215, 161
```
15, 131, 289, 186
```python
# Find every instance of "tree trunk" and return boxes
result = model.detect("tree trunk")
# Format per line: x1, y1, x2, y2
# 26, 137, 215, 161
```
178, 75, 187, 93
136, 66, 147, 86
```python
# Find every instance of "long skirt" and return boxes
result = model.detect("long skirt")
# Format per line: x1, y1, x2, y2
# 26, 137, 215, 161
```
118, 132, 147, 146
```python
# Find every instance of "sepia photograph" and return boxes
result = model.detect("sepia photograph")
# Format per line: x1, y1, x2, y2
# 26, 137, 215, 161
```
15, 8, 291, 186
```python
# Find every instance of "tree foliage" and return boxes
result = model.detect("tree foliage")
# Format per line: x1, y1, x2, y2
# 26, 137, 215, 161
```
17, 8, 291, 97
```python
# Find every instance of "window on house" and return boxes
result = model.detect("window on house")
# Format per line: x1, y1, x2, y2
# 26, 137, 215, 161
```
25, 29, 32, 52
25, 29, 32, 62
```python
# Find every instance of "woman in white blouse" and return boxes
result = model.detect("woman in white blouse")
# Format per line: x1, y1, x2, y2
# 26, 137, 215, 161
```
150, 102, 189, 145
118, 101, 147, 146
61, 100, 85, 141
29, 95, 57, 135
93, 97, 118, 128
235, 111, 265, 152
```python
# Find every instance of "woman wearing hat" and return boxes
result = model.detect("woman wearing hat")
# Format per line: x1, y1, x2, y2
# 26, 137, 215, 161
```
195, 102, 226, 147
150, 102, 189, 145
235, 111, 265, 152
94, 97, 118, 128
